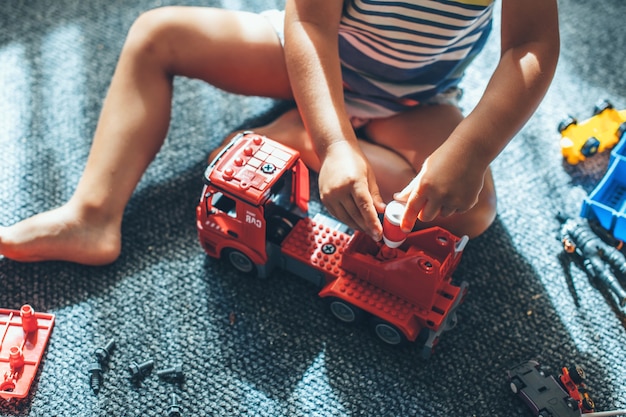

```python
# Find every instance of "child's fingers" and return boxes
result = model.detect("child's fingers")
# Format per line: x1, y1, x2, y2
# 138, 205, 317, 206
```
399, 194, 427, 232
393, 178, 415, 202
322, 185, 382, 241
393, 176, 427, 231
350, 182, 382, 241
439, 206, 456, 218
368, 178, 386, 215
416, 200, 441, 223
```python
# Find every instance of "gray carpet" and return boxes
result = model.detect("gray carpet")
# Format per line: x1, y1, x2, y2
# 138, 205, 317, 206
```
1, 1, 626, 416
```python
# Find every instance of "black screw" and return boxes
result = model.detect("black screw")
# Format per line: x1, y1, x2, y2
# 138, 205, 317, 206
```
167, 393, 183, 417
94, 338, 116, 364
87, 361, 103, 394
156, 364, 184, 381
128, 359, 154, 381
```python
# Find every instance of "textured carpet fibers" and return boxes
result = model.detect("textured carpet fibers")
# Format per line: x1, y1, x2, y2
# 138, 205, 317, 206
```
1, 1, 625, 416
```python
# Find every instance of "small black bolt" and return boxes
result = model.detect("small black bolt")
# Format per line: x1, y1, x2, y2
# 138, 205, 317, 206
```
128, 359, 154, 381
167, 393, 183, 417
87, 361, 103, 394
94, 338, 116, 365
156, 364, 184, 381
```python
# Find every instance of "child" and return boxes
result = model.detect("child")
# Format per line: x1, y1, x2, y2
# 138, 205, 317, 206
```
0, 0, 559, 265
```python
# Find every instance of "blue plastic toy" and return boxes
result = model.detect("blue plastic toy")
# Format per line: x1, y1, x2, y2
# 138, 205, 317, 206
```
581, 130, 626, 242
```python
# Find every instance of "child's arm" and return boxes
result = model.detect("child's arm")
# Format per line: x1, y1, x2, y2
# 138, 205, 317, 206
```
284, 0, 385, 241
395, 0, 560, 232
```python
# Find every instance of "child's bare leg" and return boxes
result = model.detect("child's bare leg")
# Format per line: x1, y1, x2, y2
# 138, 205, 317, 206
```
0, 7, 291, 265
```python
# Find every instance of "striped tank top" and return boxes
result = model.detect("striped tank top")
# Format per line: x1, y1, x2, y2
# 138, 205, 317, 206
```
339, 0, 494, 119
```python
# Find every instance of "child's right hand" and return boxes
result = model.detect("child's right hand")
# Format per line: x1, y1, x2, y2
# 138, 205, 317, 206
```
317, 140, 385, 241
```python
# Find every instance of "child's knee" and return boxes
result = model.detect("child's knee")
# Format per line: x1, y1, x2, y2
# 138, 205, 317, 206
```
255, 108, 309, 149
124, 7, 181, 62
461, 180, 497, 238
440, 176, 497, 239
466, 192, 497, 238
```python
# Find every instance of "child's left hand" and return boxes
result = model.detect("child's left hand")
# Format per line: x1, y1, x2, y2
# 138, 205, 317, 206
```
393, 143, 488, 232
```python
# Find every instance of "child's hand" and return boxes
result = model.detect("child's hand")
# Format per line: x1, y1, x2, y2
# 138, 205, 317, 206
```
318, 141, 385, 241
394, 146, 487, 232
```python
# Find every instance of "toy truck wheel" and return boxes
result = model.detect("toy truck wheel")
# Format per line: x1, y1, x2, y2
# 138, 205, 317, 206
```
538, 411, 553, 417
558, 116, 577, 133
617, 121, 626, 140
579, 388, 595, 412
581, 137, 600, 157
371, 318, 406, 346
593, 99, 613, 115
224, 249, 257, 275
509, 376, 525, 394
267, 216, 294, 245
327, 298, 364, 324
567, 365, 586, 384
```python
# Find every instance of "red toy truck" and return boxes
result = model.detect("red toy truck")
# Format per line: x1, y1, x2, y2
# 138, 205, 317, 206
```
196, 132, 468, 358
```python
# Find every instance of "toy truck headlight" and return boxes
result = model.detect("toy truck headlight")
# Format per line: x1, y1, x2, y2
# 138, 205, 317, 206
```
560, 137, 574, 151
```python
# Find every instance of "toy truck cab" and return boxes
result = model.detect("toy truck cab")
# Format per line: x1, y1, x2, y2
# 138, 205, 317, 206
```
196, 132, 309, 277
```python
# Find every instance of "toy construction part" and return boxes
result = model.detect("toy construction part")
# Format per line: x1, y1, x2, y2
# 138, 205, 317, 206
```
508, 360, 626, 417
559, 215, 626, 307
383, 200, 408, 248
0, 305, 55, 400
129, 359, 154, 381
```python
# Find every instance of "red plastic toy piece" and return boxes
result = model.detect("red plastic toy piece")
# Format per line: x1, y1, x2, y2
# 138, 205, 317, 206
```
196, 132, 468, 358
559, 366, 595, 413
0, 305, 55, 400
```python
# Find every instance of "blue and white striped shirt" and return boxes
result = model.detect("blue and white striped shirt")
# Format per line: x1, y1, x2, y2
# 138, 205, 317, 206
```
339, 0, 494, 118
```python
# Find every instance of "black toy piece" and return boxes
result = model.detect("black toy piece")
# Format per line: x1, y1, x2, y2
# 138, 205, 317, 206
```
558, 214, 626, 307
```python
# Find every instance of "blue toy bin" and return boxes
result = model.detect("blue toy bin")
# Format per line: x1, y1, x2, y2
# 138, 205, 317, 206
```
581, 135, 626, 241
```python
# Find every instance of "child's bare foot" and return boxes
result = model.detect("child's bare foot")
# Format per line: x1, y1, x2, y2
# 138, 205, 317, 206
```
0, 203, 122, 265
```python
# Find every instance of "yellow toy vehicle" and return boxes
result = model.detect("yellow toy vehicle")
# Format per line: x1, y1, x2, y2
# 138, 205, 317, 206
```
558, 99, 626, 165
